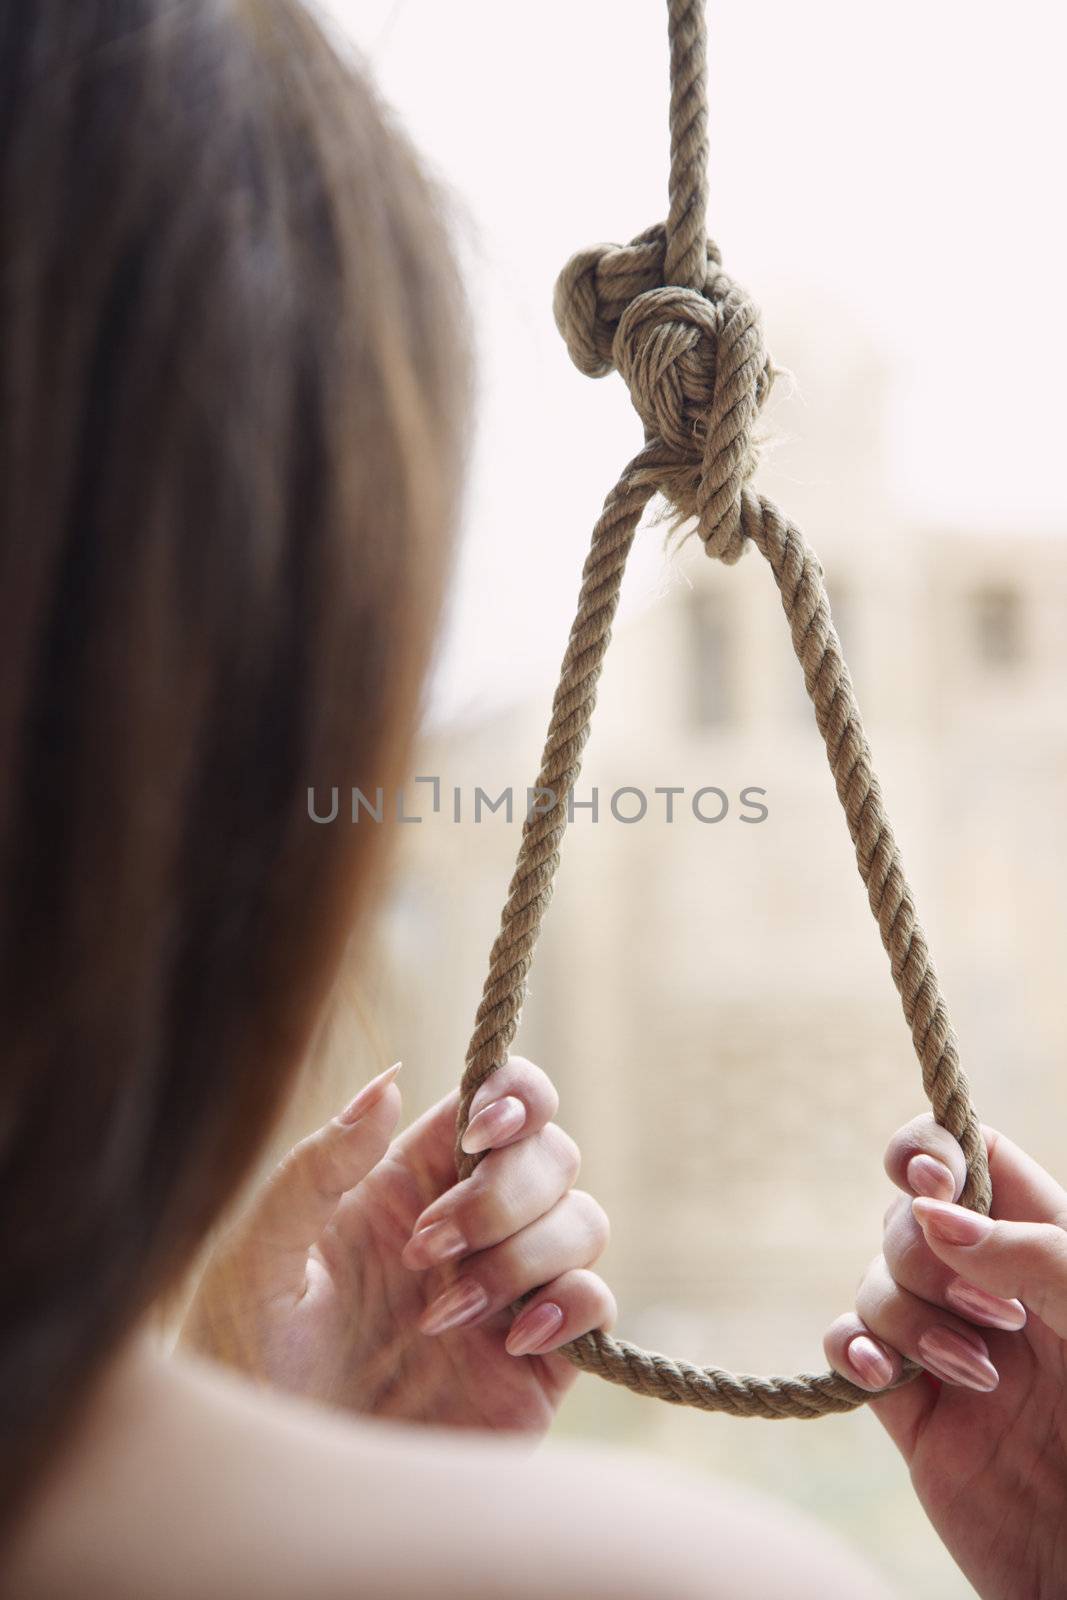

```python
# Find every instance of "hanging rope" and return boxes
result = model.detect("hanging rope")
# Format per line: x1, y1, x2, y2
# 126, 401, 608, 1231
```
453, 0, 991, 1418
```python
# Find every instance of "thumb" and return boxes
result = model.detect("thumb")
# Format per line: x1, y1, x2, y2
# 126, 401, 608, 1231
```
241, 1062, 402, 1290
914, 1196, 1067, 1337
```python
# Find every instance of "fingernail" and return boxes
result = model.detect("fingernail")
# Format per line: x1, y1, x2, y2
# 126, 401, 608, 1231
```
846, 1334, 895, 1390
401, 1219, 468, 1270
917, 1326, 999, 1392
505, 1302, 565, 1358
338, 1061, 402, 1124
418, 1277, 488, 1337
907, 1154, 956, 1201
944, 1278, 1027, 1332
913, 1197, 995, 1248
460, 1095, 526, 1154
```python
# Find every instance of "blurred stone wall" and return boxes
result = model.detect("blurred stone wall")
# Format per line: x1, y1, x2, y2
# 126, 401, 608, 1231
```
306, 340, 1067, 1599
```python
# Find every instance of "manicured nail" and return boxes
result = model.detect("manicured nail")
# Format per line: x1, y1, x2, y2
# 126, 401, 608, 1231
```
460, 1095, 526, 1154
917, 1326, 999, 1392
338, 1061, 402, 1123
846, 1334, 895, 1390
944, 1278, 1026, 1332
913, 1197, 995, 1248
907, 1154, 956, 1201
505, 1302, 565, 1358
419, 1277, 489, 1336
401, 1219, 468, 1271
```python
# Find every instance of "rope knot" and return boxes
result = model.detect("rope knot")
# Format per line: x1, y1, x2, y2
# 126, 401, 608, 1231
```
553, 223, 773, 564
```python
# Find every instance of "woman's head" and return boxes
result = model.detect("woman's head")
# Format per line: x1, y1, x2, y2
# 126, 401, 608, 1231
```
0, 0, 469, 1518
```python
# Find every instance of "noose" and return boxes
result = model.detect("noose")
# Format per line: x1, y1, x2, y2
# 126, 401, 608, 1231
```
453, 0, 991, 1418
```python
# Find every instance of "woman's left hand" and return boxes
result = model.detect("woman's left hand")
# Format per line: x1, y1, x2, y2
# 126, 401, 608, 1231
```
180, 1057, 614, 1434
823, 1115, 1067, 1600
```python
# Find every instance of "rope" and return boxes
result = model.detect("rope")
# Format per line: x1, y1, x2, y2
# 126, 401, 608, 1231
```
454, 0, 991, 1418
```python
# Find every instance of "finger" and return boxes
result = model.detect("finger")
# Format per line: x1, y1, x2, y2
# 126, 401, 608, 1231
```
881, 1194, 1026, 1333
400, 1123, 580, 1270
504, 1269, 618, 1358
418, 1189, 610, 1337
884, 1113, 968, 1202
885, 1116, 1067, 1228
245, 1064, 402, 1279
823, 1309, 903, 1392
824, 1309, 939, 1458
383, 1057, 562, 1209
913, 1197, 1067, 1336
459, 1055, 560, 1155
856, 1253, 999, 1393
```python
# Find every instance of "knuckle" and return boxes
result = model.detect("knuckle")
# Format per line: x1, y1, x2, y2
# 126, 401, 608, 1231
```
885, 1112, 965, 1186
825, 1310, 860, 1341
823, 1311, 862, 1357
543, 1123, 581, 1186
884, 1117, 926, 1171
1039, 1220, 1067, 1260
507, 1056, 559, 1119
1024, 1224, 1067, 1314
506, 1053, 539, 1081
882, 1209, 928, 1285
582, 1271, 618, 1330
570, 1189, 610, 1254
855, 1259, 894, 1323
556, 1265, 603, 1313
851, 1260, 902, 1324
855, 1252, 883, 1299
882, 1192, 917, 1237
287, 1137, 338, 1205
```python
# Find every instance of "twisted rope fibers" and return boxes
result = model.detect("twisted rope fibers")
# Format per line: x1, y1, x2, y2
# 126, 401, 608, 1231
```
453, 0, 990, 1417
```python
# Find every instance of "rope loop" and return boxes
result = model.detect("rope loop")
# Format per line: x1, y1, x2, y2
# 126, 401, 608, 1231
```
554, 225, 773, 565
455, 0, 992, 1419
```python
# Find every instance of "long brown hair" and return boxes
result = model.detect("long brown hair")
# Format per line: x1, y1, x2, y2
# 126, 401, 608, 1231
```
0, 0, 470, 1526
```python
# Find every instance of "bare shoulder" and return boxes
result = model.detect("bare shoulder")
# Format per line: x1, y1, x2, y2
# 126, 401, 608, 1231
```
3, 1342, 896, 1600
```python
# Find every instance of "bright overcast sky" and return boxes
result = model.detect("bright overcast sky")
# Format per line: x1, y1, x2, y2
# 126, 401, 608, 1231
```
320, 0, 1067, 724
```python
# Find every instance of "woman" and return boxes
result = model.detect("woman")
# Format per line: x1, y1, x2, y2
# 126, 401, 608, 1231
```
0, 5, 893, 1597
0, 5, 1055, 1598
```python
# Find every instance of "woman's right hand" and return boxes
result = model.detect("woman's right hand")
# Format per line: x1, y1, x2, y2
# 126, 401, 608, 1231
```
180, 1056, 615, 1438
824, 1117, 1067, 1600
